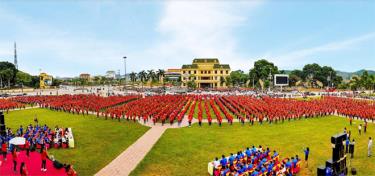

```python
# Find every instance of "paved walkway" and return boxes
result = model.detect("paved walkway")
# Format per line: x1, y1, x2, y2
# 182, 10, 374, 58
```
95, 126, 167, 176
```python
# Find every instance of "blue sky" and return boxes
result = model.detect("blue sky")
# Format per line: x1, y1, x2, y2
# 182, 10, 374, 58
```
0, 0, 374, 77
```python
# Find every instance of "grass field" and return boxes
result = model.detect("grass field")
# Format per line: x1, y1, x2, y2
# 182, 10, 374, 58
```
5, 108, 150, 176
131, 116, 375, 176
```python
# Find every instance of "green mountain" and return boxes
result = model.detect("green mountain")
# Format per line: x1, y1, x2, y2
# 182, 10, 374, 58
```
336, 69, 375, 80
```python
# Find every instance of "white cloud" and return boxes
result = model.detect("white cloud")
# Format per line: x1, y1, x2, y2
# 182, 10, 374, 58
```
138, 0, 264, 71
1, 1, 264, 76
269, 32, 375, 69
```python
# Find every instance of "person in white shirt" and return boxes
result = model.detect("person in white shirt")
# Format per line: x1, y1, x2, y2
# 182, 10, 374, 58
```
369, 137, 373, 157
213, 157, 220, 169
358, 125, 362, 135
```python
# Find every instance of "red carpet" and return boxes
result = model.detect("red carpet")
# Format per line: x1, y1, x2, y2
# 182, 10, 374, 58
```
0, 150, 66, 176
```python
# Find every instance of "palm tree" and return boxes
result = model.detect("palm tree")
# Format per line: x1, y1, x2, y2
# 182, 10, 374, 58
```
129, 72, 137, 83
157, 69, 165, 83
138, 70, 147, 89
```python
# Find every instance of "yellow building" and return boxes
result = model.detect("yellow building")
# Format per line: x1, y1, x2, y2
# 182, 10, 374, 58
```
181, 58, 231, 88
39, 73, 53, 89
79, 73, 91, 82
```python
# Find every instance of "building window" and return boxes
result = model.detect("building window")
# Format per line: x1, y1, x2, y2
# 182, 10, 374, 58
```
189, 71, 191, 74
215, 70, 217, 74
226, 70, 229, 74
194, 70, 196, 74
183, 71, 185, 74
221, 70, 223, 74
208, 71, 211, 74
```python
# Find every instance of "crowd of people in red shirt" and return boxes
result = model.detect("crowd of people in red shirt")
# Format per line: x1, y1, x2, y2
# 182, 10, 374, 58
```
0, 99, 25, 112
106, 95, 375, 125
11, 94, 140, 115
4, 94, 375, 125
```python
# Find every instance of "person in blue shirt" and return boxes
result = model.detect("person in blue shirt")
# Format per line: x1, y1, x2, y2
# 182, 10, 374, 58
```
247, 163, 253, 170
236, 152, 242, 160
292, 157, 298, 168
273, 150, 279, 158
304, 147, 310, 166
252, 146, 256, 153
345, 138, 350, 153
286, 158, 292, 169
251, 168, 259, 176
268, 161, 274, 173
220, 155, 227, 168
19, 125, 23, 135
246, 147, 251, 157
261, 165, 266, 173
229, 153, 235, 165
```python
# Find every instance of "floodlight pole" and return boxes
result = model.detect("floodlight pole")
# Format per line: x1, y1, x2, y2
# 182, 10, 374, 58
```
123, 56, 127, 94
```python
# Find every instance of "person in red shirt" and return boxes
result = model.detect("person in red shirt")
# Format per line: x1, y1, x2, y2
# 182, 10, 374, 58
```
41, 148, 48, 172
1, 142, 7, 161
12, 148, 18, 172
20, 162, 28, 176
25, 140, 30, 157
67, 165, 77, 176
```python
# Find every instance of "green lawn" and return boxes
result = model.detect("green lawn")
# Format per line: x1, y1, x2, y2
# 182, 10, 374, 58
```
4, 108, 150, 176
131, 116, 375, 176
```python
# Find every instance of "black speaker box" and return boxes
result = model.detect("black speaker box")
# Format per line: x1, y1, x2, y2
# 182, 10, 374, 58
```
0, 112, 4, 124
317, 166, 326, 176
331, 133, 346, 145
0, 112, 5, 135
351, 168, 357, 175
332, 145, 345, 161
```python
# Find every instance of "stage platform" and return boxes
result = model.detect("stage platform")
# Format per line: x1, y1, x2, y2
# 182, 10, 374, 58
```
0, 150, 66, 176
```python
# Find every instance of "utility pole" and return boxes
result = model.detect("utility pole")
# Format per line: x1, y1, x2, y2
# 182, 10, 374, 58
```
123, 56, 127, 94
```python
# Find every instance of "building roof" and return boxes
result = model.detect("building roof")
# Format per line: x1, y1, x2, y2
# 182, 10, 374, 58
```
213, 64, 230, 69
193, 58, 219, 64
182, 64, 198, 69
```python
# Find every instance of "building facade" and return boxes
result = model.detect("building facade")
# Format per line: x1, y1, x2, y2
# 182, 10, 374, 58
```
106, 71, 116, 79
39, 73, 53, 89
79, 73, 91, 81
181, 58, 230, 88
165, 68, 181, 81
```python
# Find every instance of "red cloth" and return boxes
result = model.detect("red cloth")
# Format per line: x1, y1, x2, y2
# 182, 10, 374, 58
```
0, 150, 66, 176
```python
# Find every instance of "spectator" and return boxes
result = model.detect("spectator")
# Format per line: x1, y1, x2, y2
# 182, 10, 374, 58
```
12, 148, 18, 172
41, 148, 48, 172
349, 139, 355, 159
345, 138, 350, 153
20, 162, 28, 176
67, 165, 77, 176
369, 137, 373, 157
304, 147, 310, 167
1, 141, 7, 161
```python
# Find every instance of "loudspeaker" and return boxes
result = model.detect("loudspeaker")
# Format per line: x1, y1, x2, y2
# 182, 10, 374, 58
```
332, 145, 345, 161
0, 111, 4, 124
317, 166, 326, 176
331, 133, 346, 145
0, 112, 5, 136
351, 168, 357, 175
326, 157, 347, 175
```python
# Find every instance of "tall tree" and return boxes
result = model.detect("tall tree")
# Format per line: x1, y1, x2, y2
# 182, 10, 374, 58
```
249, 59, 279, 88
0, 61, 17, 87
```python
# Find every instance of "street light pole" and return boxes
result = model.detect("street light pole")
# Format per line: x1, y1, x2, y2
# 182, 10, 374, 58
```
123, 56, 127, 94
